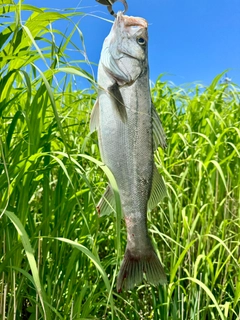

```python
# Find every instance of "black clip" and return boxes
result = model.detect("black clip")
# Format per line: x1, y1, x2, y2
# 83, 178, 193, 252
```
96, 0, 128, 17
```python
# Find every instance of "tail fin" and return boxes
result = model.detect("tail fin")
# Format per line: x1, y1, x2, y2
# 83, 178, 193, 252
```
117, 248, 167, 292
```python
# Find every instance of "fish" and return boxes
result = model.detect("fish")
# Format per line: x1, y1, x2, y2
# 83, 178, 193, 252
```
90, 12, 168, 291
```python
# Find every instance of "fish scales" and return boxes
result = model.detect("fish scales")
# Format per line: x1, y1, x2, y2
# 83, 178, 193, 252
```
90, 12, 167, 291
100, 73, 152, 236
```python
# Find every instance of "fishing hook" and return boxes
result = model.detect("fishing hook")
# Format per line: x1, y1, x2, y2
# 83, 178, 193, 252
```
95, 0, 128, 17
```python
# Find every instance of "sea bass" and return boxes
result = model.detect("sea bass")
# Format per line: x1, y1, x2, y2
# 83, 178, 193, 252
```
90, 12, 167, 291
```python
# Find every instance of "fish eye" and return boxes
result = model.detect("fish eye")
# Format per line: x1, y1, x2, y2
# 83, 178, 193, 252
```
137, 37, 146, 46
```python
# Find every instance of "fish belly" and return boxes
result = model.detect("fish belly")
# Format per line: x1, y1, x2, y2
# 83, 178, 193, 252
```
99, 75, 152, 233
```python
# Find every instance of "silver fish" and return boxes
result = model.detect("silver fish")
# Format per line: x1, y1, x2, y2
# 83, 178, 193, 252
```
90, 12, 167, 291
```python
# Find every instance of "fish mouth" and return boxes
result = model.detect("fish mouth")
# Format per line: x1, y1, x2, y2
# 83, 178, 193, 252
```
116, 11, 148, 29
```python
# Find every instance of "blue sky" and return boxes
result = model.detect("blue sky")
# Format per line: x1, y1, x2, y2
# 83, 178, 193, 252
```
25, 0, 240, 86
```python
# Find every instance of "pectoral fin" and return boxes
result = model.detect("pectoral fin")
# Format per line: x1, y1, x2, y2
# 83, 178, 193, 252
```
90, 99, 99, 133
102, 47, 129, 84
97, 184, 116, 216
148, 164, 167, 210
152, 103, 167, 150
108, 82, 127, 123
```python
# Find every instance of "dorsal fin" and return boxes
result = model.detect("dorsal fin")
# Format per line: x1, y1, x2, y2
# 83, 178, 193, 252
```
152, 103, 167, 150
148, 164, 167, 210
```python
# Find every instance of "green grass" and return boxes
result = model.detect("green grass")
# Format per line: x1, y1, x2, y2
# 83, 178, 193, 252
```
0, 2, 239, 319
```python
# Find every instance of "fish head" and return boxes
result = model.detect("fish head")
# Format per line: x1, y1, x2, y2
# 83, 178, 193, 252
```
101, 12, 149, 85
111, 12, 148, 61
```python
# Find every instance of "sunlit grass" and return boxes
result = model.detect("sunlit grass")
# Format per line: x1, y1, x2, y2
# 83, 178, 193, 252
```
0, 2, 239, 319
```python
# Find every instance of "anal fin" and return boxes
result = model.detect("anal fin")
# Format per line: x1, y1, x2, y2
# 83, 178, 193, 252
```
97, 184, 116, 216
90, 98, 99, 133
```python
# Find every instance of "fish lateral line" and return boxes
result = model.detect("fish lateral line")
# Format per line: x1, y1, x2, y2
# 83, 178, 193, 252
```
97, 83, 164, 119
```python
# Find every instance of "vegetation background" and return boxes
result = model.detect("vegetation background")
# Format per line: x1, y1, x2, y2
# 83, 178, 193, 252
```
0, 1, 239, 319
